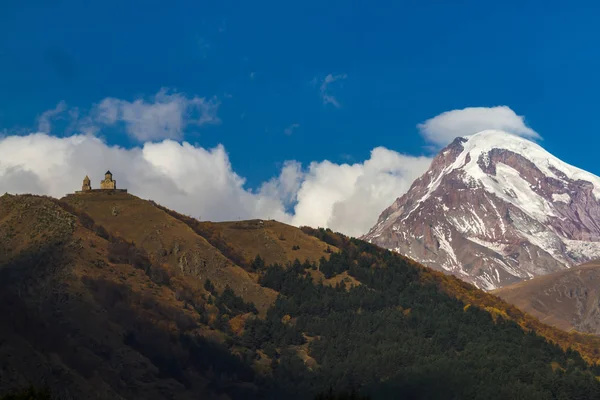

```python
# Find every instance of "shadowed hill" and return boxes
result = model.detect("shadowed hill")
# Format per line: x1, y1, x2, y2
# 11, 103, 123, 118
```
0, 192, 346, 398
0, 193, 263, 399
3, 193, 600, 399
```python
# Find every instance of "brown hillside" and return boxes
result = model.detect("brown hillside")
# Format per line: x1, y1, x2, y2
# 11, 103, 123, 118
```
492, 261, 600, 335
211, 219, 337, 266
61, 191, 277, 314
148, 202, 338, 268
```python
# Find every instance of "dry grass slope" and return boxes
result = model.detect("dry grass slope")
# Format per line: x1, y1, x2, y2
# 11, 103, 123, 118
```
61, 192, 278, 314
212, 219, 338, 266
493, 261, 600, 335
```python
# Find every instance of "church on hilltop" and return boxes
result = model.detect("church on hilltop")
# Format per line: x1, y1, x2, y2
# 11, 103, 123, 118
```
75, 171, 127, 194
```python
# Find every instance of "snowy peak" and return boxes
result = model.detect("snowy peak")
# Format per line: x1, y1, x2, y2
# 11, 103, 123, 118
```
364, 130, 600, 290
454, 130, 600, 197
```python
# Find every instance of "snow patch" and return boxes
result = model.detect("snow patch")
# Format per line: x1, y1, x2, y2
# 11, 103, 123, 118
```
552, 193, 571, 203
563, 239, 600, 261
486, 195, 506, 235
466, 237, 507, 256
432, 226, 459, 271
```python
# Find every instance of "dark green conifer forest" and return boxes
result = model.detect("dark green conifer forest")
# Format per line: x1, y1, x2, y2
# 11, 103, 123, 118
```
237, 230, 600, 399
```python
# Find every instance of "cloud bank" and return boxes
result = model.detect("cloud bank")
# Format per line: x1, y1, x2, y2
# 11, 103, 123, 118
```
0, 133, 430, 237
94, 89, 221, 142
36, 89, 221, 142
418, 106, 540, 146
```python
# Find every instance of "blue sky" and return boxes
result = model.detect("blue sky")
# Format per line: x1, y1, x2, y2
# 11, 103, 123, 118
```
1, 1, 600, 235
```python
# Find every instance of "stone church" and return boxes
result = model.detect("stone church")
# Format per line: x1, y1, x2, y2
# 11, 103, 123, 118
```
100, 171, 116, 189
75, 171, 127, 194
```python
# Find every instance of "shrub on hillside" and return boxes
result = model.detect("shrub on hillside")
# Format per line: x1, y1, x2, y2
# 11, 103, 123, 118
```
216, 285, 258, 316
107, 238, 170, 285
300, 226, 344, 248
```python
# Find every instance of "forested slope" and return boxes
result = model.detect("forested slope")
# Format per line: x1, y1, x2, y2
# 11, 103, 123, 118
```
2, 193, 600, 399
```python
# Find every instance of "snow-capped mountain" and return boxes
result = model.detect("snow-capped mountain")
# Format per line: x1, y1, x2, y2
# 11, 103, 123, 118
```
363, 130, 600, 290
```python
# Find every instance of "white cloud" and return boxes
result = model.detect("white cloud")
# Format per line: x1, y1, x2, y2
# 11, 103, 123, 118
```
32, 89, 221, 142
36, 101, 68, 133
93, 88, 220, 142
258, 161, 304, 210
284, 123, 299, 136
0, 133, 431, 237
319, 73, 347, 108
289, 148, 431, 236
0, 133, 287, 222
418, 106, 540, 147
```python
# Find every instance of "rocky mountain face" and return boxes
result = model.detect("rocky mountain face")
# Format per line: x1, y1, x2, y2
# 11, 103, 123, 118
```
364, 130, 600, 290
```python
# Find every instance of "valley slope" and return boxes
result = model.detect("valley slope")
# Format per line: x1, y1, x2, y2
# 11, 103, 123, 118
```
494, 261, 600, 335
